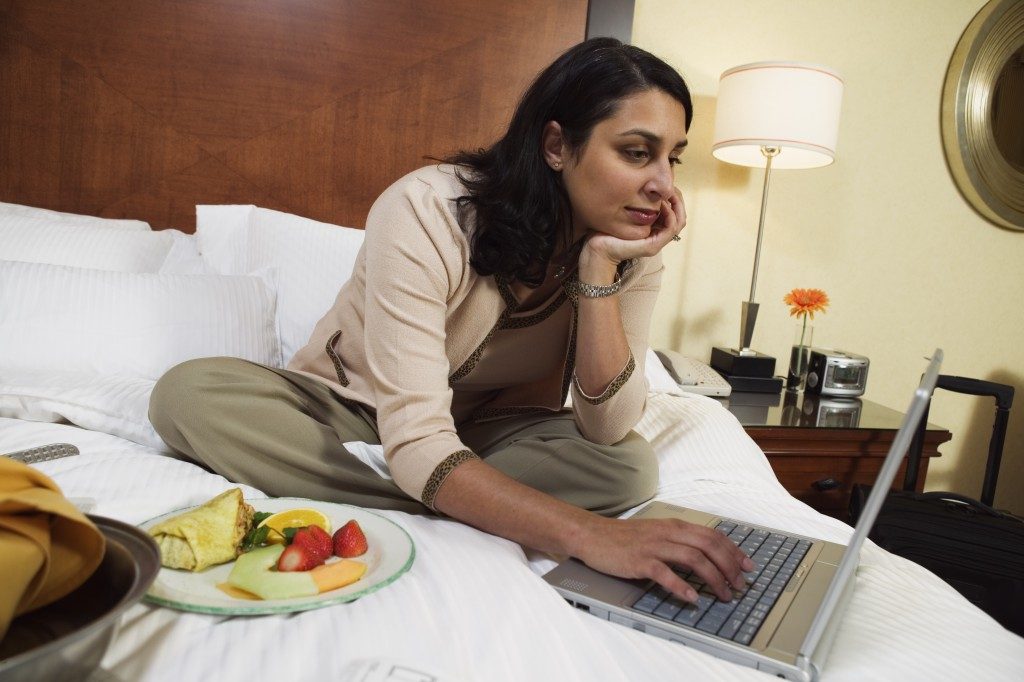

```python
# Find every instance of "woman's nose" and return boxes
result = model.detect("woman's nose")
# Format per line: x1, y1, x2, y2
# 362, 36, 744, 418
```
644, 160, 673, 200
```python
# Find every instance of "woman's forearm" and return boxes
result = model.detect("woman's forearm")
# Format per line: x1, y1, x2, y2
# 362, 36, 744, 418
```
433, 457, 752, 604
433, 457, 597, 557
572, 253, 632, 396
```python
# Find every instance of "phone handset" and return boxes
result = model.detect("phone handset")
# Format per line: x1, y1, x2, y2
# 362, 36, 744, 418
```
654, 349, 732, 397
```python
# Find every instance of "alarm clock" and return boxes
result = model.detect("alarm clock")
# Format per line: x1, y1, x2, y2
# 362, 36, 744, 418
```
801, 394, 863, 428
805, 349, 870, 397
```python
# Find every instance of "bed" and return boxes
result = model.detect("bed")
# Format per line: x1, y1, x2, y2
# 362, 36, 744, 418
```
2, 201, 1022, 682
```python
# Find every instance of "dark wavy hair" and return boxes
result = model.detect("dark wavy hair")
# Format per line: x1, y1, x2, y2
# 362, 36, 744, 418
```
446, 37, 692, 286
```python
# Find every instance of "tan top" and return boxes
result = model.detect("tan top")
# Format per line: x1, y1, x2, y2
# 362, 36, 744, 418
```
288, 164, 663, 508
449, 287, 572, 424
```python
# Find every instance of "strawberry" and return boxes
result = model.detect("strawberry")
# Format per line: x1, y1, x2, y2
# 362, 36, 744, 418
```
333, 520, 368, 558
292, 525, 333, 563
277, 543, 322, 572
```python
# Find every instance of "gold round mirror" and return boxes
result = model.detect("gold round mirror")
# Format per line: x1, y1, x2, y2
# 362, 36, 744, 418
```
941, 0, 1024, 230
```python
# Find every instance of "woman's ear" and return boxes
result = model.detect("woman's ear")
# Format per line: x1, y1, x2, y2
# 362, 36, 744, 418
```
542, 121, 566, 171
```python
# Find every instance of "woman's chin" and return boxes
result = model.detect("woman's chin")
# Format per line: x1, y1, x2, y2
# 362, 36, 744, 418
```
620, 224, 653, 241
587, 222, 652, 241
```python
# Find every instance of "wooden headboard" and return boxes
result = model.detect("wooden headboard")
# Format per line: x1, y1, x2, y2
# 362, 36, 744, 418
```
0, 1, 588, 231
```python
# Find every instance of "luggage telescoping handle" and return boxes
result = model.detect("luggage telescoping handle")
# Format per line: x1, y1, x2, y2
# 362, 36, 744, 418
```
935, 375, 1015, 409
903, 374, 1014, 507
913, 491, 1008, 518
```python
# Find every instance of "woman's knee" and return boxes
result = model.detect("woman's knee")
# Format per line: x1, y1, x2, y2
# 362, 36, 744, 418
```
546, 431, 658, 516
598, 432, 658, 514
149, 357, 245, 433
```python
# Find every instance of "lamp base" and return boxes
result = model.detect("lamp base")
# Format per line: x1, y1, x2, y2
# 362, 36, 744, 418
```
725, 389, 782, 424
719, 373, 785, 394
710, 347, 777, 378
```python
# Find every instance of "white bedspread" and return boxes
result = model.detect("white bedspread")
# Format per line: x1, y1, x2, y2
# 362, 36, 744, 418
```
2, 393, 1022, 682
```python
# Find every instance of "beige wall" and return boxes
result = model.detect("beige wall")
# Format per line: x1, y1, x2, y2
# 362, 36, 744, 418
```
633, 0, 1024, 515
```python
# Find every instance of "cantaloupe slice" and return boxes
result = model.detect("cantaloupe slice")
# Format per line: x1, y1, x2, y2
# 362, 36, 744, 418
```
310, 559, 366, 592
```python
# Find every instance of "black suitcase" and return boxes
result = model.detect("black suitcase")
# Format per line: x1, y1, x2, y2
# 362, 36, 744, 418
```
849, 375, 1024, 636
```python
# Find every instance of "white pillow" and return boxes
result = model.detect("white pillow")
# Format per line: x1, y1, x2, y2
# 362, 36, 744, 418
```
196, 205, 365, 365
159, 229, 213, 275
0, 201, 151, 230
645, 347, 686, 395
0, 370, 166, 452
0, 260, 281, 380
0, 216, 173, 272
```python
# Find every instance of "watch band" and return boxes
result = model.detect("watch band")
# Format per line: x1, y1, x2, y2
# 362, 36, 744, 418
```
574, 272, 622, 298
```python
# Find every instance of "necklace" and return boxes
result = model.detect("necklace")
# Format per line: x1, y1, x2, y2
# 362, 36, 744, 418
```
549, 236, 586, 281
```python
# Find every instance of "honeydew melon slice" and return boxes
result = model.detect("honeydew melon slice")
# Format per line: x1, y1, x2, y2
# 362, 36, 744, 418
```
226, 545, 368, 600
227, 545, 317, 599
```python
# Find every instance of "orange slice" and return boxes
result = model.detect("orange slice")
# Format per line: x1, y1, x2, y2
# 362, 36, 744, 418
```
256, 508, 331, 544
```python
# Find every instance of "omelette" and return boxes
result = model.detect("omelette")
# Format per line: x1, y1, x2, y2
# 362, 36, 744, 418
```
148, 488, 255, 571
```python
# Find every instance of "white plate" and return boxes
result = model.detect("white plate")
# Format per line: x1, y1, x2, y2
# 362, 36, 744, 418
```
140, 498, 415, 615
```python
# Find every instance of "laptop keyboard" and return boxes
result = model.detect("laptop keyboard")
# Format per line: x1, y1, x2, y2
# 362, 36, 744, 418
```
631, 520, 811, 645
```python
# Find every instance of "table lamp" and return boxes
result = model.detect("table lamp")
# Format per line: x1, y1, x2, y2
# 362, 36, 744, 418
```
709, 61, 844, 393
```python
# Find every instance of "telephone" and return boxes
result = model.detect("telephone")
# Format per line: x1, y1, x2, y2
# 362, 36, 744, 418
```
654, 349, 732, 397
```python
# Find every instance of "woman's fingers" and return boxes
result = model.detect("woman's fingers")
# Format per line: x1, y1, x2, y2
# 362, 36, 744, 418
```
673, 549, 734, 602
647, 560, 699, 602
670, 187, 687, 235
648, 521, 754, 602
692, 524, 753, 582
651, 189, 686, 248
575, 516, 756, 605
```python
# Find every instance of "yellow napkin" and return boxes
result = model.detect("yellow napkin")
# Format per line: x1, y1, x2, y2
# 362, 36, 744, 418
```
0, 458, 105, 642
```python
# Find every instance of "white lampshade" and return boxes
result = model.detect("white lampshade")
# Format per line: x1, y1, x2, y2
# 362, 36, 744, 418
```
712, 61, 844, 169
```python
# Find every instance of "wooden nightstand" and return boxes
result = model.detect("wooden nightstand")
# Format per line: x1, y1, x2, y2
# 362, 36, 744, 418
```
721, 391, 952, 521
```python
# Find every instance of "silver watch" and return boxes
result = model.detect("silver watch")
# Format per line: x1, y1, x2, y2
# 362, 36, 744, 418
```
574, 272, 622, 298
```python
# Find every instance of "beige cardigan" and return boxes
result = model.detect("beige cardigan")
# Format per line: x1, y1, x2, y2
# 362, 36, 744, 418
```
288, 165, 663, 507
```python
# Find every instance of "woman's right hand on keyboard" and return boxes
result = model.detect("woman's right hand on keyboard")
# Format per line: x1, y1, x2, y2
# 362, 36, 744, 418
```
569, 515, 754, 603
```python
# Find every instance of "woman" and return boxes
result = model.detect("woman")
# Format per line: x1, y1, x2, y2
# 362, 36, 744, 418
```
150, 37, 752, 603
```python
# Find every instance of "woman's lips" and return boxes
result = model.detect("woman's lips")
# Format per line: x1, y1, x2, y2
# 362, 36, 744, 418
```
625, 207, 660, 226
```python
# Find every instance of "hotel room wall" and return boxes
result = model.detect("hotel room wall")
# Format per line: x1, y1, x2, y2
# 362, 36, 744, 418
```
634, 0, 1024, 515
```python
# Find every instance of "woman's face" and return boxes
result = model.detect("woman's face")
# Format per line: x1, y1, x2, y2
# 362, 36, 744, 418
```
545, 88, 688, 244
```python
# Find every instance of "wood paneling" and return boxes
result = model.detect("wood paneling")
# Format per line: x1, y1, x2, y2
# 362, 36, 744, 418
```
0, 0, 588, 230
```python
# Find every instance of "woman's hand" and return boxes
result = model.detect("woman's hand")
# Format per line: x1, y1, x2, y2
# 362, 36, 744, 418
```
581, 187, 687, 270
569, 513, 753, 603
435, 459, 749, 604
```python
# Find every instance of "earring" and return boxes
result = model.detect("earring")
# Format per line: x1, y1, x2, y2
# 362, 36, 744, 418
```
552, 162, 561, 170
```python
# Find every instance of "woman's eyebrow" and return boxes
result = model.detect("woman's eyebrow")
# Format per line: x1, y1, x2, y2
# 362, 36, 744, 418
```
618, 128, 688, 150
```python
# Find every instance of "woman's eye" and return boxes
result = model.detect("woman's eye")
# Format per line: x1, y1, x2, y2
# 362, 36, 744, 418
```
624, 149, 649, 161
669, 156, 681, 166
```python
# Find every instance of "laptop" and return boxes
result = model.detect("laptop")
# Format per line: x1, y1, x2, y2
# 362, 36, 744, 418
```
543, 350, 943, 681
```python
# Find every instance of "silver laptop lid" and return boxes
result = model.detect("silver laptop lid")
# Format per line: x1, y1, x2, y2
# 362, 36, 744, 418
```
799, 349, 943, 658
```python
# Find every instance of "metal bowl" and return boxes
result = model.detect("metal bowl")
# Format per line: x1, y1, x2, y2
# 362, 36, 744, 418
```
0, 515, 160, 682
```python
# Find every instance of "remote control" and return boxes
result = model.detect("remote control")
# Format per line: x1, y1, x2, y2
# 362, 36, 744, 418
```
2, 442, 81, 464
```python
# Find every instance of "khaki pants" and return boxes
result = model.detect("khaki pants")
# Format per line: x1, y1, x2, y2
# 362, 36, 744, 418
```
149, 357, 657, 516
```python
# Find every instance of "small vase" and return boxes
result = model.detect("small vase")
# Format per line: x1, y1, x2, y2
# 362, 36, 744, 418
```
787, 321, 814, 391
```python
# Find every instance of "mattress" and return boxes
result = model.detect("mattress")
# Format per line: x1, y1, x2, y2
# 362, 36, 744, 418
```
3, 392, 1022, 682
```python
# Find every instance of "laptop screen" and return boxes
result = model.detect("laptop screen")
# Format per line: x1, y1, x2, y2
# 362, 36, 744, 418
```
800, 349, 943, 657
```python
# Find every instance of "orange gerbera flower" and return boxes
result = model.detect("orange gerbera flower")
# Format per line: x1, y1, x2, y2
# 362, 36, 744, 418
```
784, 288, 830, 319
